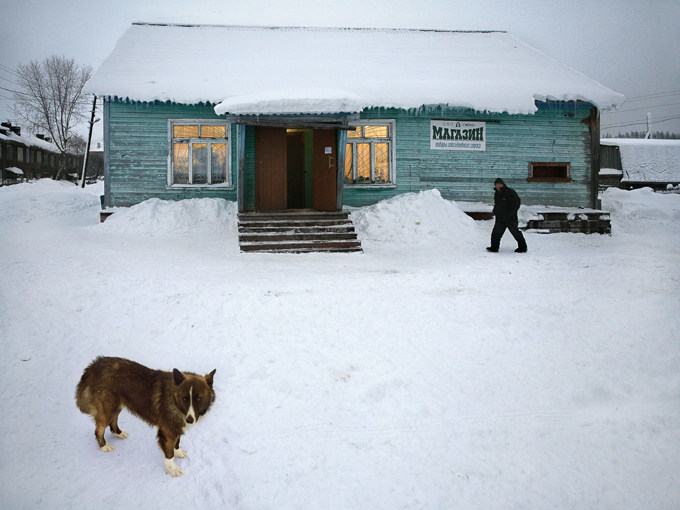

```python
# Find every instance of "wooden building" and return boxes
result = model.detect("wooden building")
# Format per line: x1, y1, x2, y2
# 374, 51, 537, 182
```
85, 24, 624, 211
0, 122, 78, 185
600, 138, 680, 190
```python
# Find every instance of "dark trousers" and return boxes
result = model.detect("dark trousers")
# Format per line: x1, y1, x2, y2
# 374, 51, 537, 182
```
490, 219, 527, 250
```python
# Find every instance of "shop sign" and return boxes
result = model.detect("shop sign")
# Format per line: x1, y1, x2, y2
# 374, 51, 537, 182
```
431, 120, 486, 151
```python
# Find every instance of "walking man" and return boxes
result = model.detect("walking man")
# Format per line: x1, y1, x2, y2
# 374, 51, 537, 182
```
487, 178, 528, 253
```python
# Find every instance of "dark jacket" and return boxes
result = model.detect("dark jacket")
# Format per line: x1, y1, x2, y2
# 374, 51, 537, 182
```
493, 179, 521, 223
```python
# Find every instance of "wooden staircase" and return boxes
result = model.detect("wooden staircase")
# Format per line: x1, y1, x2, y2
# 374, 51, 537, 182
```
238, 211, 363, 253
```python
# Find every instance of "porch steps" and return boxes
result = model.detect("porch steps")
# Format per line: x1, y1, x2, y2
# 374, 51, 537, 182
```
524, 211, 611, 234
238, 211, 363, 253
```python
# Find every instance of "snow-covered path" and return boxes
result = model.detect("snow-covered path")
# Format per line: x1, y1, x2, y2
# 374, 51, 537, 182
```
1, 181, 678, 509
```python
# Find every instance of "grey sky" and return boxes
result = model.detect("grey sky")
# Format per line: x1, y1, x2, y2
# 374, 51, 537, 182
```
1, 0, 679, 137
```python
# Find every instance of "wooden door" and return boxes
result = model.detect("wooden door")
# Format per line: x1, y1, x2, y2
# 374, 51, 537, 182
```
313, 129, 338, 211
255, 127, 287, 211
286, 132, 306, 209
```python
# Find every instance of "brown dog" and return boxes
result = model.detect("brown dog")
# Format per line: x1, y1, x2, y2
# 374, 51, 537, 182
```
76, 356, 216, 476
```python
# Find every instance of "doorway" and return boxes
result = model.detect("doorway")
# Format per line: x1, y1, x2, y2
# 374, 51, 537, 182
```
254, 127, 338, 211
286, 130, 307, 209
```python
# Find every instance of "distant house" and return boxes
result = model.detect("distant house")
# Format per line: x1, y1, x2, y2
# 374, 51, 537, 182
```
85, 24, 624, 211
0, 122, 77, 185
600, 139, 680, 190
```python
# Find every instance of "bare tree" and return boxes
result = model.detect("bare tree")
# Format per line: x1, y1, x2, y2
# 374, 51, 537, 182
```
11, 55, 92, 173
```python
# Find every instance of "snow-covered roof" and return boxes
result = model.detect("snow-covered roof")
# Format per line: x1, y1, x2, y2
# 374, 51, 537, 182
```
0, 130, 60, 153
84, 24, 624, 116
600, 139, 680, 182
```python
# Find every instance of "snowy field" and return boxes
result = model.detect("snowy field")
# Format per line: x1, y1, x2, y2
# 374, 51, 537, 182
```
1, 180, 679, 510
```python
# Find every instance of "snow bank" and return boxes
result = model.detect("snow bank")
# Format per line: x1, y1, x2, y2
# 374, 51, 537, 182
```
2, 177, 680, 510
97, 197, 237, 235
0, 179, 101, 222
351, 189, 481, 244
601, 186, 680, 224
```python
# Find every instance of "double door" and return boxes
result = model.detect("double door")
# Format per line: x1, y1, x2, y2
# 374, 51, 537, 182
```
254, 127, 338, 211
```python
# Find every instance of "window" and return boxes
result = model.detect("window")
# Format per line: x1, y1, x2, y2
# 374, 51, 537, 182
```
17, 147, 24, 162
528, 162, 571, 182
345, 121, 395, 185
169, 121, 231, 186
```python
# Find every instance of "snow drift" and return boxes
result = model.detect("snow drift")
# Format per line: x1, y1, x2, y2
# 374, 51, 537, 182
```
98, 197, 237, 235
1, 180, 679, 510
601, 186, 680, 225
350, 188, 481, 244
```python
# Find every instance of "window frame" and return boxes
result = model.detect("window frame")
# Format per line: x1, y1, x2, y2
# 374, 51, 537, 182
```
527, 161, 572, 182
344, 119, 396, 187
167, 120, 232, 188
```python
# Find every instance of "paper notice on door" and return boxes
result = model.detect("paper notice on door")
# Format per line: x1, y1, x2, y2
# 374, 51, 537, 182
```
325, 147, 332, 154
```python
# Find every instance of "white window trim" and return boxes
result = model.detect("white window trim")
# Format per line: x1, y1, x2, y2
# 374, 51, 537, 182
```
344, 119, 396, 187
167, 119, 233, 188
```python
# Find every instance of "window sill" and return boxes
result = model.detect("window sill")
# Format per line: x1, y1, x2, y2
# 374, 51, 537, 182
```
167, 184, 234, 190
527, 178, 572, 183
344, 183, 397, 189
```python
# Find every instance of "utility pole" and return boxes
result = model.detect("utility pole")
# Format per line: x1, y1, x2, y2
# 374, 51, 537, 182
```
80, 96, 98, 188
645, 112, 653, 139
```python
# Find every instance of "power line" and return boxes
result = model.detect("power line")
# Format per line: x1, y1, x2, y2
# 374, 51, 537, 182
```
0, 73, 20, 87
623, 91, 680, 103
602, 115, 680, 130
0, 64, 21, 80
605, 101, 680, 115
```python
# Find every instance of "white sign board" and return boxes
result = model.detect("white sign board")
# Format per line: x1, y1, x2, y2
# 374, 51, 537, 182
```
430, 120, 486, 151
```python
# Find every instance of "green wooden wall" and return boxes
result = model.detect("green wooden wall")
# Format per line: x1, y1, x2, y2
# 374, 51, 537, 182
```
106, 100, 238, 207
344, 104, 596, 208
106, 100, 596, 209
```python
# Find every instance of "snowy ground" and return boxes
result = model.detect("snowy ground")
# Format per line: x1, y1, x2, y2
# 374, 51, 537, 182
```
1, 180, 679, 510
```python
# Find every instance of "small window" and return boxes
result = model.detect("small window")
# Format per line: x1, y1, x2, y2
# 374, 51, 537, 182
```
345, 121, 395, 185
528, 162, 571, 182
169, 121, 231, 187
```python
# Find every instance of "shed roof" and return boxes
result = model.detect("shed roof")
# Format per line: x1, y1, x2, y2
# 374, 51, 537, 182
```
601, 139, 680, 183
84, 24, 624, 116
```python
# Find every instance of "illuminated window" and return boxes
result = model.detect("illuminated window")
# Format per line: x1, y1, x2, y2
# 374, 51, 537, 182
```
169, 121, 231, 186
344, 121, 395, 185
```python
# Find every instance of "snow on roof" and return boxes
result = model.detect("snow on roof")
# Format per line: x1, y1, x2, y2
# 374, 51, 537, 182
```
84, 24, 624, 116
600, 139, 680, 182
0, 130, 60, 153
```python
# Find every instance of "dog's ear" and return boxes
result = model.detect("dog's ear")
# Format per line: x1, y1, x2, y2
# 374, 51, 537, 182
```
173, 369, 186, 386
205, 369, 216, 388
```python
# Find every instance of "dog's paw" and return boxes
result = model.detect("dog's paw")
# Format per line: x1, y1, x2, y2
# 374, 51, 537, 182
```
114, 430, 129, 439
165, 458, 184, 477
99, 443, 115, 452
174, 448, 188, 458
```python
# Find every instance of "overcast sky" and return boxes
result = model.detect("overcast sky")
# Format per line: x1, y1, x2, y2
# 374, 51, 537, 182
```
1, 0, 679, 138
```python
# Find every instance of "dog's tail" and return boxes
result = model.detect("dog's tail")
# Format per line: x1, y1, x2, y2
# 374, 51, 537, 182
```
75, 357, 101, 415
